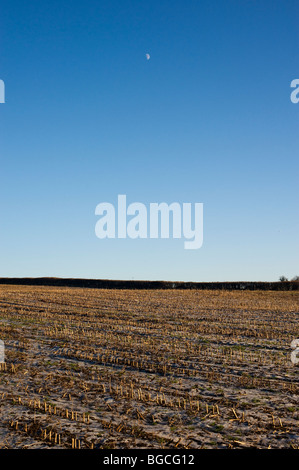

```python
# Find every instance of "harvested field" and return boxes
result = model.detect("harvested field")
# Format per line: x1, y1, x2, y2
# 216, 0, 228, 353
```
0, 285, 298, 449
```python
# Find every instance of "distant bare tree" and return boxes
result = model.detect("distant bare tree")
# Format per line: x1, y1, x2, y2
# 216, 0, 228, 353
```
279, 276, 288, 282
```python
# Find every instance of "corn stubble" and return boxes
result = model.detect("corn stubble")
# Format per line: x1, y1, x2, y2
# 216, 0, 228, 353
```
0, 285, 298, 449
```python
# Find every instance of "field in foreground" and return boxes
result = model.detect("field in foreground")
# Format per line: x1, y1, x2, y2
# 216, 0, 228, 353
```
0, 285, 298, 449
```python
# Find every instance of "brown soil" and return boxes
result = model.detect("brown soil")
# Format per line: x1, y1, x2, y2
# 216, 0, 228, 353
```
0, 285, 298, 449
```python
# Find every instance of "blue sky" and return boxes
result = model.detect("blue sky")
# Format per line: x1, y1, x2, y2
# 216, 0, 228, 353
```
0, 0, 298, 281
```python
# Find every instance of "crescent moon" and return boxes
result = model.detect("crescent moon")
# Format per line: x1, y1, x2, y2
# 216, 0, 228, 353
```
146, 53, 150, 60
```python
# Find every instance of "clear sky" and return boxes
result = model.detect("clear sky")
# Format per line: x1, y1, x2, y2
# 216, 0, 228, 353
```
0, 0, 298, 282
